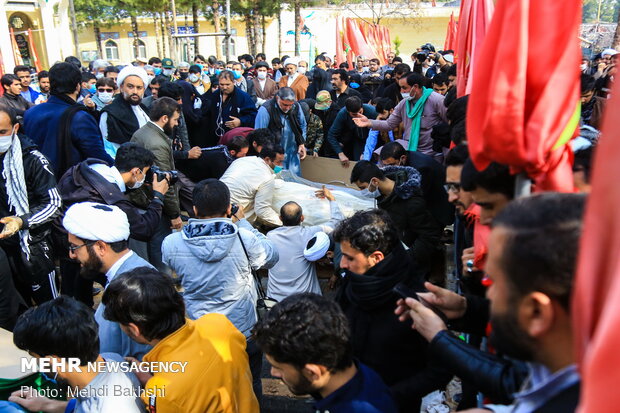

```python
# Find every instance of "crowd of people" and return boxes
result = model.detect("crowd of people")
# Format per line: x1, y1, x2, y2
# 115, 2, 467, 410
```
0, 40, 607, 413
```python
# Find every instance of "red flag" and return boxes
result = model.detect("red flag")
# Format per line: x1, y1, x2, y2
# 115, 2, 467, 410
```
10, 28, 24, 67
444, 12, 458, 51
572, 76, 620, 413
456, 0, 494, 97
28, 29, 42, 73
466, 0, 580, 192
0, 47, 5, 97
336, 17, 345, 66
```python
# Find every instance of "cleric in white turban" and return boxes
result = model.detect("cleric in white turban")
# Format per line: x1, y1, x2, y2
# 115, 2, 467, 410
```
116, 65, 149, 89
63, 202, 130, 243
303, 231, 332, 262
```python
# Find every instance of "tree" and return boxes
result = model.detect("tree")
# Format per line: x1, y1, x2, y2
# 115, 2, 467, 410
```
74, 0, 119, 59
331, 0, 422, 26
583, 0, 620, 23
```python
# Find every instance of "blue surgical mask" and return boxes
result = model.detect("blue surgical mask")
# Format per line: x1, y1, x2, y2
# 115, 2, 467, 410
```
88, 85, 97, 94
350, 82, 360, 89
196, 64, 204, 72
215, 69, 222, 75
233, 70, 243, 80
153, 67, 163, 76
359, 180, 381, 198
273, 166, 283, 174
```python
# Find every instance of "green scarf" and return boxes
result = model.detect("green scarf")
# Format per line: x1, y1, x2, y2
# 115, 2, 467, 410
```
405, 87, 433, 151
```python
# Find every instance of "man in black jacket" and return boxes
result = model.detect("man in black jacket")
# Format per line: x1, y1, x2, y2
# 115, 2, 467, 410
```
350, 161, 444, 279
397, 193, 585, 412
333, 209, 452, 412
0, 106, 61, 326
56, 142, 169, 306
100, 66, 150, 152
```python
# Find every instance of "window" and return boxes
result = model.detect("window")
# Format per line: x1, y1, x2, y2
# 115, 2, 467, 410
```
137, 39, 147, 59
105, 40, 119, 61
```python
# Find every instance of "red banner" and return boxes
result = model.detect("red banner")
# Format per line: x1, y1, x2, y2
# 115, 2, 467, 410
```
28, 29, 42, 73
466, 0, 580, 192
572, 77, 620, 412
444, 12, 458, 52
335, 18, 391, 66
456, 0, 494, 97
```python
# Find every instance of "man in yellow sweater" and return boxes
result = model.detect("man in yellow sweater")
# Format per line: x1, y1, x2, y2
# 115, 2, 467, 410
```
101, 266, 259, 413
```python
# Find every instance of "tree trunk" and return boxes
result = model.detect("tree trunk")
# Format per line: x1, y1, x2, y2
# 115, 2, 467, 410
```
154, 14, 162, 57
261, 15, 266, 54
213, 0, 222, 59
245, 14, 256, 56
130, 15, 140, 59
93, 23, 103, 58
159, 12, 168, 56
164, 9, 174, 58
253, 3, 263, 55
613, 15, 620, 50
278, 8, 282, 57
294, 0, 300, 55
192, 1, 200, 55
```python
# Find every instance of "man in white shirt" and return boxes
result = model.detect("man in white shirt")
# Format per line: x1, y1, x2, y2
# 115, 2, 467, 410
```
220, 144, 284, 227
62, 202, 153, 359
266, 186, 343, 301
100, 66, 151, 157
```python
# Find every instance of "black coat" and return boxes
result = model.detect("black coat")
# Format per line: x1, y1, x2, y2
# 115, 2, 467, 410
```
56, 159, 163, 242
378, 166, 444, 275
336, 244, 452, 412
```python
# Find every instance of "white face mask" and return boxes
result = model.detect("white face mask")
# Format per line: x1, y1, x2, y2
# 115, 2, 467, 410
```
580, 63, 588, 71
188, 74, 200, 83
297, 67, 307, 75
0, 132, 14, 154
129, 169, 146, 189
163, 69, 174, 76
359, 179, 381, 198
98, 92, 113, 103
401, 92, 410, 99
95, 73, 104, 80
257, 71, 267, 80
147, 75, 155, 84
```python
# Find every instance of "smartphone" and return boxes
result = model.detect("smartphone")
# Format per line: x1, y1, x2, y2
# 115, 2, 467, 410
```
393, 282, 449, 323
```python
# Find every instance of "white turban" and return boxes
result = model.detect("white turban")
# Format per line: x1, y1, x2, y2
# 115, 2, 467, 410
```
283, 57, 300, 68
602, 48, 618, 57
117, 65, 149, 87
63, 202, 130, 243
304, 232, 331, 262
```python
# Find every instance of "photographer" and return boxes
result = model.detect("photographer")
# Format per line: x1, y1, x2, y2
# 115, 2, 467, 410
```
56, 142, 169, 306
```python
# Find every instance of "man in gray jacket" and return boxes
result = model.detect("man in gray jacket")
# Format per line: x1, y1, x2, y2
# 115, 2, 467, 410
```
162, 178, 279, 401
62, 201, 153, 359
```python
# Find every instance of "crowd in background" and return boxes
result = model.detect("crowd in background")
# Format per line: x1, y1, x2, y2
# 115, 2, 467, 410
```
0, 41, 610, 413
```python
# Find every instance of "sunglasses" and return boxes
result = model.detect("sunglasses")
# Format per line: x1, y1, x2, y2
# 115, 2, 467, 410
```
98, 88, 114, 92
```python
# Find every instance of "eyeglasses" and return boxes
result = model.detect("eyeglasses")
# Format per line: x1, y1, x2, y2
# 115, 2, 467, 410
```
443, 183, 461, 193
68, 241, 95, 252
98, 88, 114, 93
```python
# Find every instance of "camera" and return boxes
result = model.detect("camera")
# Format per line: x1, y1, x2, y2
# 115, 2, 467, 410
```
416, 52, 429, 62
231, 203, 239, 216
147, 165, 179, 186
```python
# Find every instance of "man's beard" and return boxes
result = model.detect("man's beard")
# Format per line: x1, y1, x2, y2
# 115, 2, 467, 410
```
79, 247, 105, 280
283, 371, 316, 396
489, 308, 537, 362
123, 92, 142, 106
163, 121, 174, 136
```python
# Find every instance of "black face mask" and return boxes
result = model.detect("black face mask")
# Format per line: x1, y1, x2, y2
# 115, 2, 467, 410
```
179, 72, 189, 80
